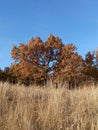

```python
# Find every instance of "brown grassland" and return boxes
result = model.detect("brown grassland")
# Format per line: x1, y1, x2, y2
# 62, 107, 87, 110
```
0, 82, 98, 130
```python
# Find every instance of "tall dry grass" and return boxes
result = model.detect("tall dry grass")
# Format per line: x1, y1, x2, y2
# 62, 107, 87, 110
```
0, 82, 98, 130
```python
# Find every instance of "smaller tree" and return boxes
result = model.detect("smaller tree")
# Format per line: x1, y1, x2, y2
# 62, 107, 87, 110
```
0, 69, 6, 82
83, 51, 98, 83
3, 67, 17, 83
54, 44, 84, 88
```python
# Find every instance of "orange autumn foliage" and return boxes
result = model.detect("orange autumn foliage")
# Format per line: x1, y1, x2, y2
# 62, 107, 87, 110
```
11, 35, 85, 87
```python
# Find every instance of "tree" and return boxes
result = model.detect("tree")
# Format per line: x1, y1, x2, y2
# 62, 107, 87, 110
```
11, 35, 85, 87
83, 51, 98, 83
11, 35, 64, 85
0, 69, 6, 82
54, 44, 84, 88
11, 37, 46, 85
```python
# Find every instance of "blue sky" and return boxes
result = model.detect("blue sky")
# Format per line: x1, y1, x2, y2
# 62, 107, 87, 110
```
0, 0, 98, 69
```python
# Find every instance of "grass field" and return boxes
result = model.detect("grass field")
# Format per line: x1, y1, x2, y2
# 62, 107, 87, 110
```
0, 82, 98, 130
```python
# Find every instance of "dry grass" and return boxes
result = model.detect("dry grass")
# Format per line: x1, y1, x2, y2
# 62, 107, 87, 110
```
0, 82, 98, 130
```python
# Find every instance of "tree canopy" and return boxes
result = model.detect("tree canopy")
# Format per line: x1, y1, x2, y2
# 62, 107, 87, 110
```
0, 34, 98, 88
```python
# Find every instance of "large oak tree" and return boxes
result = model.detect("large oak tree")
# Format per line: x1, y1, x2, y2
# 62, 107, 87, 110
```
11, 35, 85, 87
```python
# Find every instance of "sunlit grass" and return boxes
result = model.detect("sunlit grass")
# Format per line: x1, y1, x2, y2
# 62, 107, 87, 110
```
0, 82, 98, 130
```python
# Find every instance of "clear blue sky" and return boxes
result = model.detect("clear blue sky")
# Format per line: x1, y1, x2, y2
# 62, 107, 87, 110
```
0, 0, 98, 70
